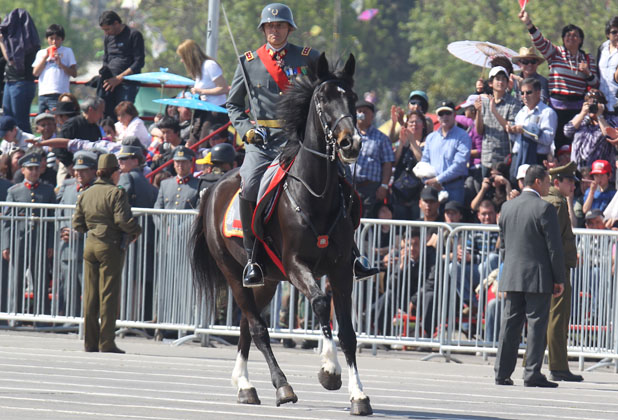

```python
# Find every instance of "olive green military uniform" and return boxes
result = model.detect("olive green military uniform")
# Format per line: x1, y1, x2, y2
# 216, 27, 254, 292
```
72, 159, 142, 352
544, 169, 577, 371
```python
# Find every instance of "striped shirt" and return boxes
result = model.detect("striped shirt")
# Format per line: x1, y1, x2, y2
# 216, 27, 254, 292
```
530, 28, 599, 99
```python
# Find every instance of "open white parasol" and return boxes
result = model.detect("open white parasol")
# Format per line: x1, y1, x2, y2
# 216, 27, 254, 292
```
447, 40, 521, 71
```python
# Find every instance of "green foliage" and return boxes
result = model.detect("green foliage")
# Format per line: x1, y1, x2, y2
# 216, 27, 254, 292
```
2, 0, 615, 114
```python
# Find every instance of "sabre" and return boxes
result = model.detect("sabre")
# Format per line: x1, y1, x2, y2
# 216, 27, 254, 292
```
221, 4, 260, 132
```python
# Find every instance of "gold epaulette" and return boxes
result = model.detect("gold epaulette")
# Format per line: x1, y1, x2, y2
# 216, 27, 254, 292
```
244, 51, 255, 61
301, 47, 311, 56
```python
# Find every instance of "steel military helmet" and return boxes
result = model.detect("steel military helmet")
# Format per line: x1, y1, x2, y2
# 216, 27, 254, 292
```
258, 3, 297, 30
210, 143, 236, 164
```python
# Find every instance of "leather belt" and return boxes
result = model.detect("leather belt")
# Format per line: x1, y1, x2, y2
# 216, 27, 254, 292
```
257, 119, 283, 128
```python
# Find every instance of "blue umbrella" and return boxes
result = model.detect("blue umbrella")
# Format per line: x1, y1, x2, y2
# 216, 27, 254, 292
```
124, 67, 195, 86
153, 97, 228, 114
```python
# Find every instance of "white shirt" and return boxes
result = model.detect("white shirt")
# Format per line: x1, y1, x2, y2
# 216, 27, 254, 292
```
598, 40, 618, 112
32, 45, 76, 95
115, 117, 151, 148
0, 129, 35, 154
511, 100, 557, 155
194, 59, 226, 106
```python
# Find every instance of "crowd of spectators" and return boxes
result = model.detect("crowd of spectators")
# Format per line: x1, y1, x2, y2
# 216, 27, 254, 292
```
352, 10, 618, 343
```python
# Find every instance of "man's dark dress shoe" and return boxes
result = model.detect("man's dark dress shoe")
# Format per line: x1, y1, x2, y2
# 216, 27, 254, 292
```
524, 377, 558, 388
550, 370, 584, 382
100, 346, 125, 354
495, 378, 514, 385
84, 347, 99, 352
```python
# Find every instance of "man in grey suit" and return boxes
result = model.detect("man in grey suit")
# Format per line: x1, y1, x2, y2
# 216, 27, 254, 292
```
494, 164, 566, 388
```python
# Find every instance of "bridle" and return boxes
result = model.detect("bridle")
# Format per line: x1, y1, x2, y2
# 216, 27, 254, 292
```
298, 80, 356, 163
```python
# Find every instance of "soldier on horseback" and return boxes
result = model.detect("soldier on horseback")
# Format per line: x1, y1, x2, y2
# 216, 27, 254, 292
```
228, 3, 378, 288
227, 3, 320, 287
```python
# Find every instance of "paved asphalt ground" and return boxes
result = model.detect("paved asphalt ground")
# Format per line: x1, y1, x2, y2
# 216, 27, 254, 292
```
1, 330, 618, 420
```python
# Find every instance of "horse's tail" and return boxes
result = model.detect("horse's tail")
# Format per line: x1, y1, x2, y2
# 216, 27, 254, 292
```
189, 187, 226, 305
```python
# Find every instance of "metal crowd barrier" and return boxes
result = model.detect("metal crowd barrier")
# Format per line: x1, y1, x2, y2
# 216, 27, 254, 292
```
1, 203, 617, 370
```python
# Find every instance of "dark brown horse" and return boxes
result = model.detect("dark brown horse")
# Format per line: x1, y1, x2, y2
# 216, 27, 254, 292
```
190, 53, 373, 416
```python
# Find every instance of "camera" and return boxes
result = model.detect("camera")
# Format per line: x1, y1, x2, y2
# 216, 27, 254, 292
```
589, 99, 599, 114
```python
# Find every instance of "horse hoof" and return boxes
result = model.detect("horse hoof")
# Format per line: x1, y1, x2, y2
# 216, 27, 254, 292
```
275, 384, 298, 406
237, 388, 261, 405
318, 368, 342, 390
350, 397, 373, 416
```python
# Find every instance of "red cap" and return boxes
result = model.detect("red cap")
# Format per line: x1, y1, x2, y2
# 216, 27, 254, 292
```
590, 160, 611, 175
557, 145, 571, 156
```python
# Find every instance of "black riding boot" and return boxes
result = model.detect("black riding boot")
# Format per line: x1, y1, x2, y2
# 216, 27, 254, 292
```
239, 197, 264, 287
352, 242, 380, 281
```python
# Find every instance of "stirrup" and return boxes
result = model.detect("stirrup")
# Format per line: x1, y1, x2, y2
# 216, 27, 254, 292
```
242, 261, 264, 288
353, 256, 379, 281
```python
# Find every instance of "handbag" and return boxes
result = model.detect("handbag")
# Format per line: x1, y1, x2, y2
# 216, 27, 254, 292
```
392, 169, 421, 202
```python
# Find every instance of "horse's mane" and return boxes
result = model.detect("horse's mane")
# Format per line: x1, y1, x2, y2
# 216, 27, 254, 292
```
278, 59, 352, 167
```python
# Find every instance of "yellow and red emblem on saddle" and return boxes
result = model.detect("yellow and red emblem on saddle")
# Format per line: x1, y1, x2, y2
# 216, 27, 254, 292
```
244, 50, 255, 62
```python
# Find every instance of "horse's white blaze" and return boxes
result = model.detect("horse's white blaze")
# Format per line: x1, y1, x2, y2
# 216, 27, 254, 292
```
320, 338, 341, 375
347, 365, 367, 400
231, 352, 253, 390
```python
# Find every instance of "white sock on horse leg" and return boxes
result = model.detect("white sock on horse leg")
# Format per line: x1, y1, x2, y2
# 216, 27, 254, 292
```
231, 351, 253, 390
347, 365, 367, 401
320, 337, 341, 375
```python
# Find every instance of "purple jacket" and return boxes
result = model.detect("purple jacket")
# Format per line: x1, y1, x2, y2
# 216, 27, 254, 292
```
456, 115, 482, 166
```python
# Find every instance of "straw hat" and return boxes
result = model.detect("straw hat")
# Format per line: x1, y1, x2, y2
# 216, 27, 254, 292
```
512, 47, 545, 65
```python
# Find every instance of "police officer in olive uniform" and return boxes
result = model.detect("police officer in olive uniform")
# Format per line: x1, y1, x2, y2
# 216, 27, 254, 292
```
73, 153, 142, 353
57, 151, 98, 315
154, 146, 199, 210
227, 3, 320, 286
544, 162, 583, 382
196, 142, 236, 197
2, 153, 56, 313
117, 145, 158, 208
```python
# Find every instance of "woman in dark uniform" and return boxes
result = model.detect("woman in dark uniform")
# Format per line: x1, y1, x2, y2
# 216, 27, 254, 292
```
72, 153, 142, 353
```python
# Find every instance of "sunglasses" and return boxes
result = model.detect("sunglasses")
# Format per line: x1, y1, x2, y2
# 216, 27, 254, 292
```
520, 90, 535, 96
519, 59, 538, 65
437, 111, 453, 117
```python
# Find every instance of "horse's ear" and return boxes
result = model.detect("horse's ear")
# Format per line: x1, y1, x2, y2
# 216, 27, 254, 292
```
343, 54, 355, 79
316, 52, 329, 79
